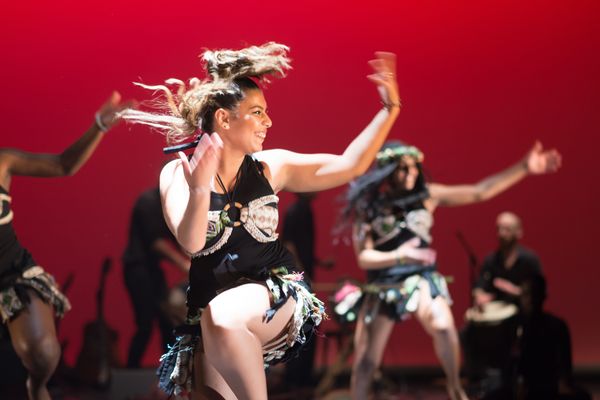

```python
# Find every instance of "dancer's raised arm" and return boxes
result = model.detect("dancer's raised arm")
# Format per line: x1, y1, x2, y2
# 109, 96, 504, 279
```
256, 52, 401, 193
428, 141, 561, 208
0, 92, 129, 185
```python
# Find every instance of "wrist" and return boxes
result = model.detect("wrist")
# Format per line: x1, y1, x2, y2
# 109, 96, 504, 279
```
381, 99, 402, 112
189, 185, 210, 196
520, 158, 530, 175
394, 248, 404, 265
94, 112, 109, 133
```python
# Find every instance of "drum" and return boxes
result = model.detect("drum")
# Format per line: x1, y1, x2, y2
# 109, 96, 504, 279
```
465, 301, 518, 325
461, 301, 520, 387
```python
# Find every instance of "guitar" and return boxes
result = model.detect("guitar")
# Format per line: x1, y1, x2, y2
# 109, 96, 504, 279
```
75, 257, 120, 389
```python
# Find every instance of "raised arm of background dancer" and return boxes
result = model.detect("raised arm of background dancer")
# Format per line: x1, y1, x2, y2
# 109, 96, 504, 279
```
256, 52, 401, 193
160, 133, 223, 254
0, 92, 130, 179
353, 224, 436, 269
428, 141, 561, 207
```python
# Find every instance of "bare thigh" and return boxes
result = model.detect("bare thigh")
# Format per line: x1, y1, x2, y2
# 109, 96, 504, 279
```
353, 303, 395, 364
203, 282, 297, 345
6, 289, 60, 378
414, 280, 455, 334
194, 283, 297, 399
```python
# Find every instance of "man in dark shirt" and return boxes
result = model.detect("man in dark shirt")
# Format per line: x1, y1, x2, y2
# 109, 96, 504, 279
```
282, 193, 317, 280
280, 193, 333, 397
463, 212, 543, 398
122, 187, 189, 368
473, 212, 542, 306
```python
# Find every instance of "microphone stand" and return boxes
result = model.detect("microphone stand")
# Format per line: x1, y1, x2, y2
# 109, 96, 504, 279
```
455, 230, 479, 306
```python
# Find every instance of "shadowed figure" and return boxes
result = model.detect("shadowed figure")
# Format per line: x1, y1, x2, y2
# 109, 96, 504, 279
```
516, 274, 591, 400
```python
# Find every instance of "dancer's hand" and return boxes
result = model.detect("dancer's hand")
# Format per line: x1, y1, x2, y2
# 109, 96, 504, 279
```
367, 52, 400, 110
396, 237, 436, 266
178, 133, 223, 194
523, 141, 562, 174
95, 91, 135, 132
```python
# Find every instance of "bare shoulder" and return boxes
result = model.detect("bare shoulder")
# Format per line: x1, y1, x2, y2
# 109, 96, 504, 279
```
253, 149, 291, 192
159, 158, 184, 190
424, 182, 441, 210
0, 149, 12, 185
253, 149, 290, 167
0, 148, 20, 167
0, 148, 26, 176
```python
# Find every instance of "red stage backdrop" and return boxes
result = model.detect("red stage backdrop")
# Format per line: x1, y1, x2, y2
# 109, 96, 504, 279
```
1, 1, 598, 368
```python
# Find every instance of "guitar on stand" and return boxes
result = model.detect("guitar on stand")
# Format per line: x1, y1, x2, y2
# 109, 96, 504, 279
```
75, 257, 120, 390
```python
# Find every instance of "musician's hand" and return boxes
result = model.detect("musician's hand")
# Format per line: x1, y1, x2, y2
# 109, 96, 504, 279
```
396, 237, 436, 266
473, 289, 495, 308
493, 277, 522, 296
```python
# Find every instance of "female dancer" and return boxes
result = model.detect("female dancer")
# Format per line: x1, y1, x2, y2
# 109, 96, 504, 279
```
342, 141, 561, 400
122, 42, 400, 399
0, 91, 129, 400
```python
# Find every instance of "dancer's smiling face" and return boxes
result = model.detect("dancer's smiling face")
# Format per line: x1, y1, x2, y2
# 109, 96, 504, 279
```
392, 156, 420, 191
216, 88, 272, 154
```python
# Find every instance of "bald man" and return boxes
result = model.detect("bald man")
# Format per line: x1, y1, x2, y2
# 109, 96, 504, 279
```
463, 212, 544, 396
473, 212, 543, 307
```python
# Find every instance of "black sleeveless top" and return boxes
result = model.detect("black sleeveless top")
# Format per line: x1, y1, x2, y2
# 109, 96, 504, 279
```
0, 186, 37, 285
187, 155, 296, 310
365, 202, 435, 283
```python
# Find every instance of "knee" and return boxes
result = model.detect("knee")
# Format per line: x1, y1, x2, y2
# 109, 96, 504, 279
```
429, 318, 456, 337
202, 302, 248, 333
14, 334, 60, 377
354, 353, 378, 377
423, 300, 455, 334
201, 305, 242, 349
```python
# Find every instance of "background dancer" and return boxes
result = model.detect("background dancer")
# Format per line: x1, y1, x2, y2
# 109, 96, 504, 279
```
341, 140, 561, 400
0, 92, 129, 400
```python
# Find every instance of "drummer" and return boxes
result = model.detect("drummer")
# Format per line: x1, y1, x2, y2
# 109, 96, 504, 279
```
472, 211, 543, 308
463, 211, 544, 397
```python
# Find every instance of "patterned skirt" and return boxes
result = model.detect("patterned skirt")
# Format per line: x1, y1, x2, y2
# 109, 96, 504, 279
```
333, 265, 451, 324
156, 266, 326, 399
0, 265, 71, 324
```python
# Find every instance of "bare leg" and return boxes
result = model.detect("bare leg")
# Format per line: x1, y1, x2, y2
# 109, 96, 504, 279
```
350, 302, 395, 400
415, 281, 468, 400
191, 343, 235, 400
200, 283, 297, 400
7, 290, 61, 400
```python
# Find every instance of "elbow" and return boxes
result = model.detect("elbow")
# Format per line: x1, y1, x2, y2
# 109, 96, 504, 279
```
177, 236, 205, 256
62, 166, 78, 177
58, 155, 79, 177
350, 163, 370, 181
181, 242, 205, 256
472, 185, 490, 203
357, 254, 372, 270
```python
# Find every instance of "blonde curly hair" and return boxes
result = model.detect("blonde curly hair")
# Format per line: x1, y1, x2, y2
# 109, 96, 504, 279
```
121, 42, 291, 144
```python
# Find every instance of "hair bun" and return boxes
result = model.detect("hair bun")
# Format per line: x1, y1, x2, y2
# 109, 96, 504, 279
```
202, 42, 291, 81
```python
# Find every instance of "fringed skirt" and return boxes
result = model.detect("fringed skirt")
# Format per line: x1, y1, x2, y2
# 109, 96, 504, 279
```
333, 265, 451, 324
0, 265, 71, 324
157, 266, 326, 399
